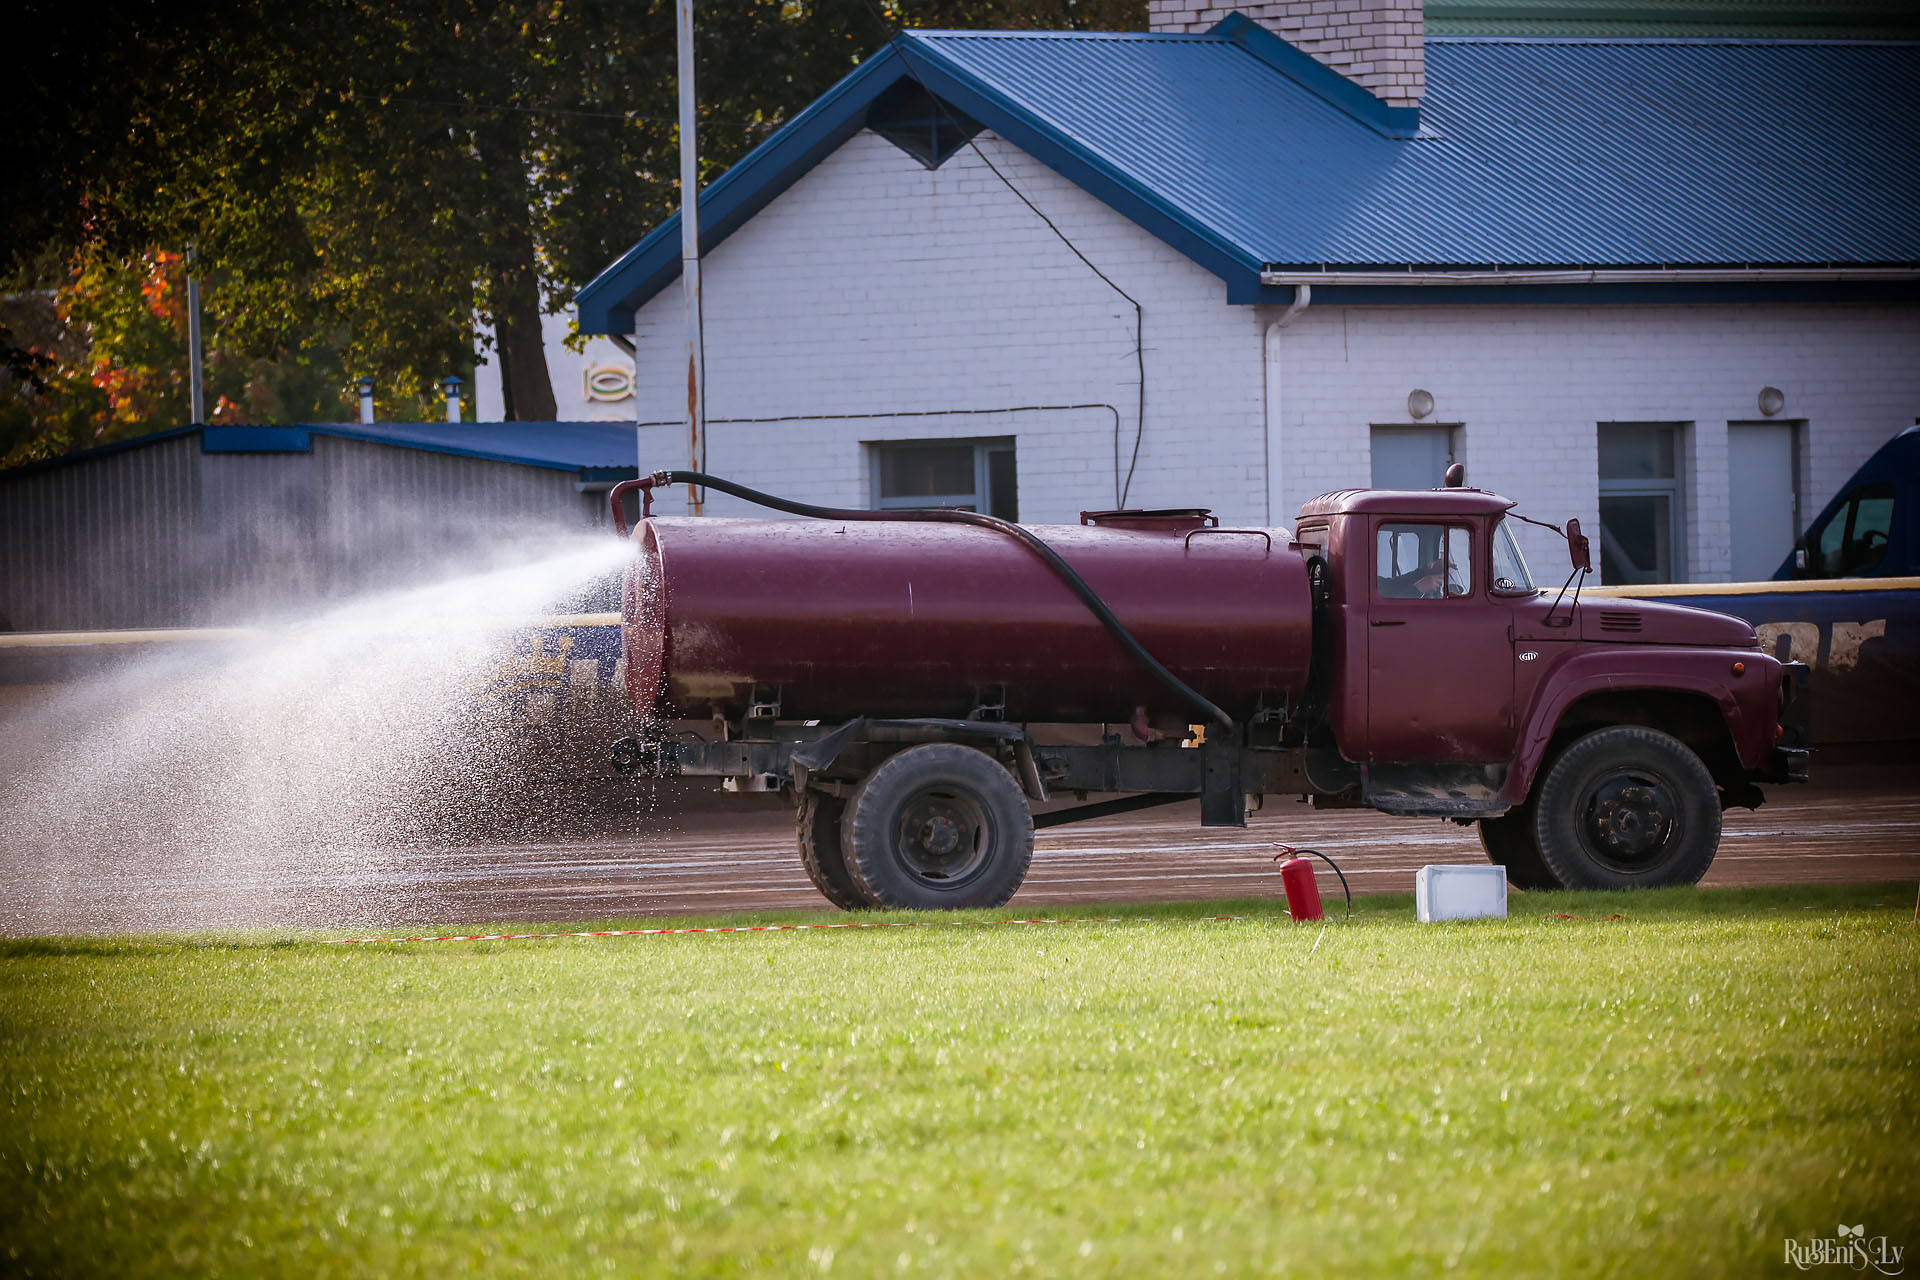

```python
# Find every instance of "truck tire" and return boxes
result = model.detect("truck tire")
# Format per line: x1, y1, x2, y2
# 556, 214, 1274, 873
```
842, 744, 1034, 910
797, 791, 870, 911
1532, 726, 1721, 890
1477, 803, 1562, 890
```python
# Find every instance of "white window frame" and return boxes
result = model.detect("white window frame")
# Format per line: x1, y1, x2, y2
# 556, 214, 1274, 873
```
869, 437, 1017, 520
1597, 422, 1689, 584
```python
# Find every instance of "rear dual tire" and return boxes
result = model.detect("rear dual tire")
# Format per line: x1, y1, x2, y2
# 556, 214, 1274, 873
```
797, 790, 869, 911
843, 744, 1034, 910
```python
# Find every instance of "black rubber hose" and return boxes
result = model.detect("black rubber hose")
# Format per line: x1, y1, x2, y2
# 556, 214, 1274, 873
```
649, 469, 1234, 731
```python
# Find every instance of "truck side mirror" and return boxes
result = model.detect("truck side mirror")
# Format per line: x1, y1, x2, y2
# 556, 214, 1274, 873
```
1565, 517, 1592, 574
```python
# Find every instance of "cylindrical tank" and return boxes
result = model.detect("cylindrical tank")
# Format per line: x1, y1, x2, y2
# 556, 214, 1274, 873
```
622, 514, 1314, 724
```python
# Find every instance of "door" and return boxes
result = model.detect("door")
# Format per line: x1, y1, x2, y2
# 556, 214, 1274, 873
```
1365, 519, 1516, 762
1728, 422, 1798, 582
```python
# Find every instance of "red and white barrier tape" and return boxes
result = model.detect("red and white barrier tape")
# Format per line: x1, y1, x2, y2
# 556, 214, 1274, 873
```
323, 914, 1258, 946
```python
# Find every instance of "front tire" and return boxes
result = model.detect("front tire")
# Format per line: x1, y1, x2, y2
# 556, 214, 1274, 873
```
1533, 726, 1721, 890
1478, 801, 1562, 890
843, 744, 1034, 910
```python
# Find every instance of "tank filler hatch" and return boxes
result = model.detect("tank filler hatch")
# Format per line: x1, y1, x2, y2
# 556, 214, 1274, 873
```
1079, 508, 1217, 532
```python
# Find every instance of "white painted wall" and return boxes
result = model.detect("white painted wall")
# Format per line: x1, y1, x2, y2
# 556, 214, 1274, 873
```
590, 124, 1920, 581
626, 129, 1268, 524
1264, 303, 1920, 581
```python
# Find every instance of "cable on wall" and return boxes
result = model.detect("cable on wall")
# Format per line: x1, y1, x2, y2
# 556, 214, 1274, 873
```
891, 45, 1149, 508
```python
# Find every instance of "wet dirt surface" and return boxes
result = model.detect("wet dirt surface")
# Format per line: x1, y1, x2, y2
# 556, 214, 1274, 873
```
13, 773, 1915, 935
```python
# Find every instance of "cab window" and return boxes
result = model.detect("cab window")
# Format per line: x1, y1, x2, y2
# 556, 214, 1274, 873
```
1377, 523, 1472, 599
1811, 484, 1894, 577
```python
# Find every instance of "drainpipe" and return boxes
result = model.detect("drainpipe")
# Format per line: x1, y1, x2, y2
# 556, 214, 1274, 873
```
1263, 284, 1310, 526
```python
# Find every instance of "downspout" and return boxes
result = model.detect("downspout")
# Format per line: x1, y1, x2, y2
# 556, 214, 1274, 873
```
1263, 284, 1310, 526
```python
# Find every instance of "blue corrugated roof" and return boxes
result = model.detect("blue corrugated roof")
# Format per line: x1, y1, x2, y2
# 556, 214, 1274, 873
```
4, 422, 641, 477
302, 422, 639, 472
574, 18, 1920, 329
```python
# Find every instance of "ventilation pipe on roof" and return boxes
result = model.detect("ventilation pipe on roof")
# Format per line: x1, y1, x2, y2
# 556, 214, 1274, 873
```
1262, 284, 1310, 525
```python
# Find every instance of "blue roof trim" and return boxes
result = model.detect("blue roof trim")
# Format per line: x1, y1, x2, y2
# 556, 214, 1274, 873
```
1213, 13, 1421, 137
891, 35, 1262, 289
201, 426, 312, 453
304, 423, 640, 472
1264, 280, 1920, 306
573, 33, 1277, 332
574, 47, 911, 335
3, 423, 644, 478
0, 425, 204, 478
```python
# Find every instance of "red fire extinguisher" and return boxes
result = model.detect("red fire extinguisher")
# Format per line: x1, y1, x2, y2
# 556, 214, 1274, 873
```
1275, 845, 1324, 922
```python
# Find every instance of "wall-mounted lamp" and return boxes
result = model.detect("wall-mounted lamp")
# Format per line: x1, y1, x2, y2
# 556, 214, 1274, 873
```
1758, 386, 1786, 417
1407, 389, 1435, 420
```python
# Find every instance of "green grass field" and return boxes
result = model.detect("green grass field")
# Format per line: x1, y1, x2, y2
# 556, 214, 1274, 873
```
4, 885, 1916, 1277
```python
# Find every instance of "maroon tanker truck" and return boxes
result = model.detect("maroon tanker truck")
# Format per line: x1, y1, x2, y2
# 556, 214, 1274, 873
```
607, 470, 1809, 910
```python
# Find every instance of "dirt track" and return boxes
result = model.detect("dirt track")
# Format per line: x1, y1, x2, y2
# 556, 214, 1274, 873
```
396, 783, 1920, 922
8, 771, 1916, 935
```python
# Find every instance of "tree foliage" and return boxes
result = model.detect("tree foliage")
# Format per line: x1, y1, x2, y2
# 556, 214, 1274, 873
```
6, 0, 1144, 457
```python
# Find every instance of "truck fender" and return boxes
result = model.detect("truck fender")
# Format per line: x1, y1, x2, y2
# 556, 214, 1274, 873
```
787, 718, 1032, 793
1502, 649, 1760, 806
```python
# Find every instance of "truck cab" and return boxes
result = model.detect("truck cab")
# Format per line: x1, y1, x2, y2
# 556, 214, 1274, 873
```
1294, 486, 1804, 890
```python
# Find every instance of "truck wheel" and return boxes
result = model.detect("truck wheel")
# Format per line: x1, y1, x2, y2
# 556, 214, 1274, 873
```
1533, 726, 1721, 890
797, 791, 870, 911
1477, 803, 1562, 890
843, 744, 1034, 910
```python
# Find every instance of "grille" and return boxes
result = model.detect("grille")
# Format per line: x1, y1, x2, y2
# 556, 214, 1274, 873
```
1598, 610, 1643, 633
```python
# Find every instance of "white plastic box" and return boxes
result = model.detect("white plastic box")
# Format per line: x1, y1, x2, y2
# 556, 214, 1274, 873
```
1415, 864, 1509, 923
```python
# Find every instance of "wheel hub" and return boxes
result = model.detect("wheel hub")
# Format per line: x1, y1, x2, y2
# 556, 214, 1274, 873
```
918, 814, 961, 857
1586, 774, 1676, 862
896, 792, 988, 883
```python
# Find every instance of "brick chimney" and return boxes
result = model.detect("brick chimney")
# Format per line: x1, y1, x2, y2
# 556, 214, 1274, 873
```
1148, 1, 1424, 109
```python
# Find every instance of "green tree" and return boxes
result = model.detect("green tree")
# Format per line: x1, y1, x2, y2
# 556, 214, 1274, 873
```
7, 0, 1144, 453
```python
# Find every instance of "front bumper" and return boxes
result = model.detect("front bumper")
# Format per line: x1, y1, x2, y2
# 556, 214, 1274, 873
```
1759, 661, 1813, 783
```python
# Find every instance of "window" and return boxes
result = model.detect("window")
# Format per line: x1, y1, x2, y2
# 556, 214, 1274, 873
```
1370, 425, 1458, 491
1376, 523, 1472, 599
867, 81, 982, 170
872, 438, 1017, 521
1490, 518, 1535, 594
1809, 483, 1895, 577
1598, 423, 1687, 584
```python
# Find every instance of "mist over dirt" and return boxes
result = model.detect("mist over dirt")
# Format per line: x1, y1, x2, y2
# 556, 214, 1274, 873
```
0, 536, 653, 933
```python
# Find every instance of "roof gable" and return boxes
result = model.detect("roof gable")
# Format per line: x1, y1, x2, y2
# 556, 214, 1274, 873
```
574, 19, 1920, 332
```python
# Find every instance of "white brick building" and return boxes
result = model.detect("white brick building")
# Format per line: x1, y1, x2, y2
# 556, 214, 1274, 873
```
574, 7, 1920, 584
